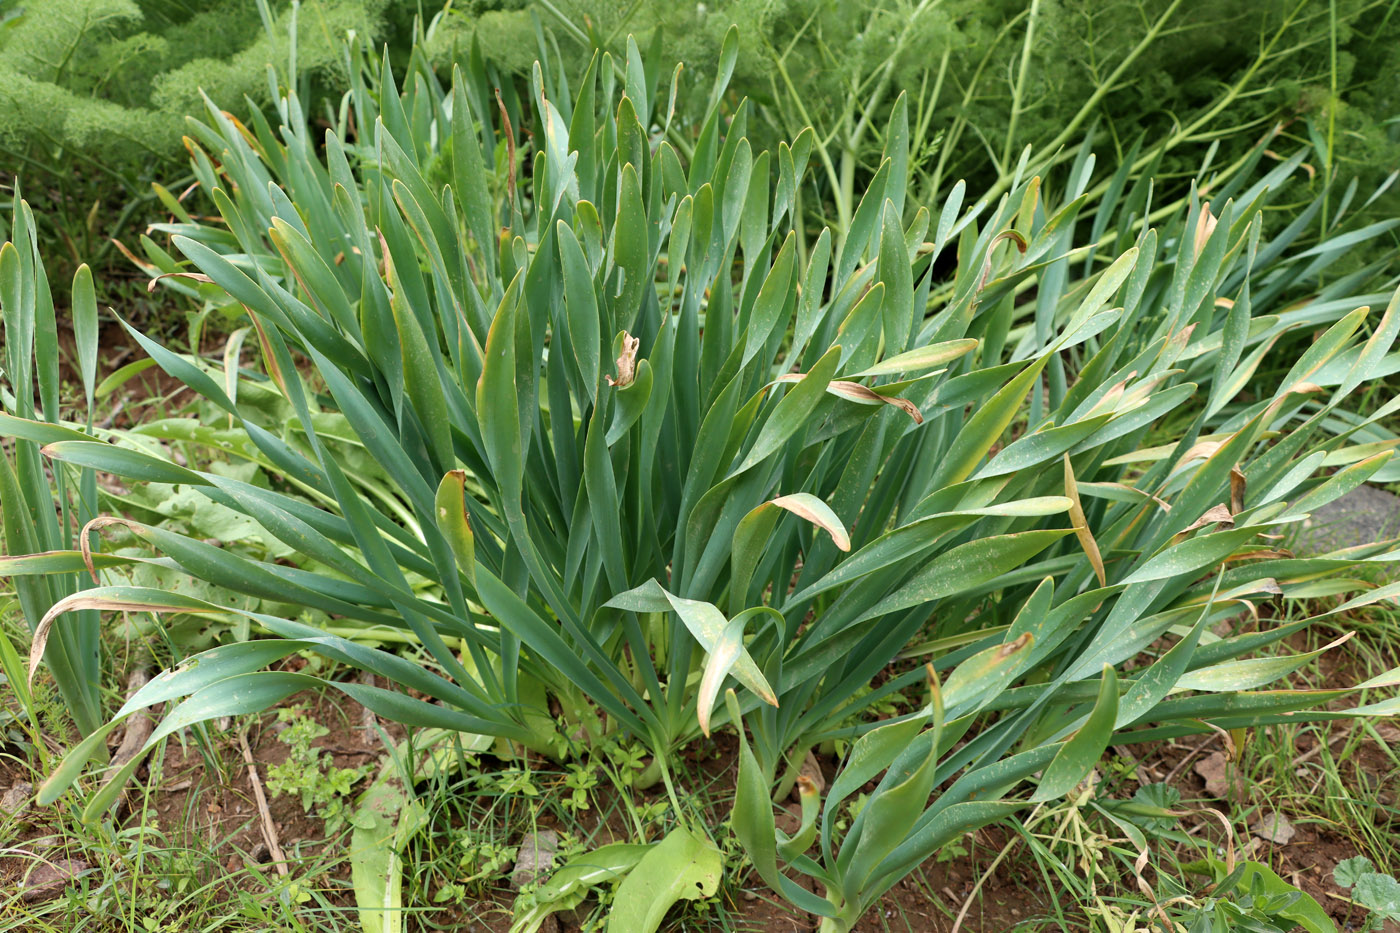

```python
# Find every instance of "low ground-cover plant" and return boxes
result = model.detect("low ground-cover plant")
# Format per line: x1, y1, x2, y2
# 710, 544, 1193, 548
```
266, 705, 373, 832
1335, 856, 1400, 929
6, 30, 1400, 932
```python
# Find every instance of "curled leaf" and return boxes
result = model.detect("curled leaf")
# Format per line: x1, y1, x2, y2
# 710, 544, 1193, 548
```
1182, 504, 1236, 533
1064, 455, 1106, 587
1192, 202, 1218, 259
30, 588, 221, 686
147, 271, 215, 292
1178, 438, 1228, 466
771, 493, 850, 552
1229, 468, 1247, 515
606, 332, 640, 387
79, 515, 138, 583
774, 374, 923, 423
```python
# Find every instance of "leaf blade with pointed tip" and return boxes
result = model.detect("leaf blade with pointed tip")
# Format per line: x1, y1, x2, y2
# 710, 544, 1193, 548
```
1031, 665, 1118, 801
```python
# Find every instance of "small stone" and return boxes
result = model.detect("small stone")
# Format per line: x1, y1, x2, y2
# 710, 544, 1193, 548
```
26, 835, 59, 854
0, 782, 33, 816
1250, 811, 1296, 844
20, 858, 90, 902
1194, 753, 1237, 799
510, 830, 559, 890
1289, 485, 1400, 577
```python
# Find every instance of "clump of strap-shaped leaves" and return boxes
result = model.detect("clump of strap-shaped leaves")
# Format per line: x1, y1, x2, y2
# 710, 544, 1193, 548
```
9, 28, 1400, 932
0, 197, 106, 742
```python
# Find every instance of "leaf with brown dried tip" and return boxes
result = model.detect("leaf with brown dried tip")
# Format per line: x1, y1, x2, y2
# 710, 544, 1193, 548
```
147, 272, 215, 292
79, 516, 139, 582
940, 631, 1035, 711
771, 493, 851, 552
1064, 455, 1107, 587
1192, 203, 1218, 259
731, 493, 849, 611
1229, 468, 1247, 515
30, 587, 223, 686
1182, 504, 1235, 534
1178, 438, 1228, 467
110, 237, 158, 276
774, 374, 923, 423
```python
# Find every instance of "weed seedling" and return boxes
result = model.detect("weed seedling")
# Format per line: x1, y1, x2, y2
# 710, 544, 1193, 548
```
265, 706, 372, 834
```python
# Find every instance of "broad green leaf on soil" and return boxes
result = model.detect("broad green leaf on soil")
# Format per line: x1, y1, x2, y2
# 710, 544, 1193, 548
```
1196, 858, 1337, 933
510, 844, 651, 933
604, 826, 722, 933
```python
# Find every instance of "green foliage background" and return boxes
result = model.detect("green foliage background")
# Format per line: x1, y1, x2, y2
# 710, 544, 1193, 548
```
441, 1, 1400, 202
6, 1, 1400, 195
1, 0, 1397, 301
0, 0, 407, 278
0, 0, 390, 174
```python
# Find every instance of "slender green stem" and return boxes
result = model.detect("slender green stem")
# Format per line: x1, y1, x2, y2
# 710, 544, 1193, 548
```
1001, 0, 1041, 175
771, 52, 846, 231
600, 0, 648, 49
649, 732, 694, 834
928, 12, 1024, 205
771, 742, 813, 802
845, 0, 940, 154
533, 0, 694, 160
983, 0, 1187, 205
1323, 0, 1338, 232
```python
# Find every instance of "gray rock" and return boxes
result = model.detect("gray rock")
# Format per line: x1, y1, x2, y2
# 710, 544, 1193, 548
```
20, 858, 90, 902
1290, 484, 1400, 564
1250, 810, 1296, 845
0, 782, 33, 817
1193, 752, 1242, 799
510, 829, 559, 890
